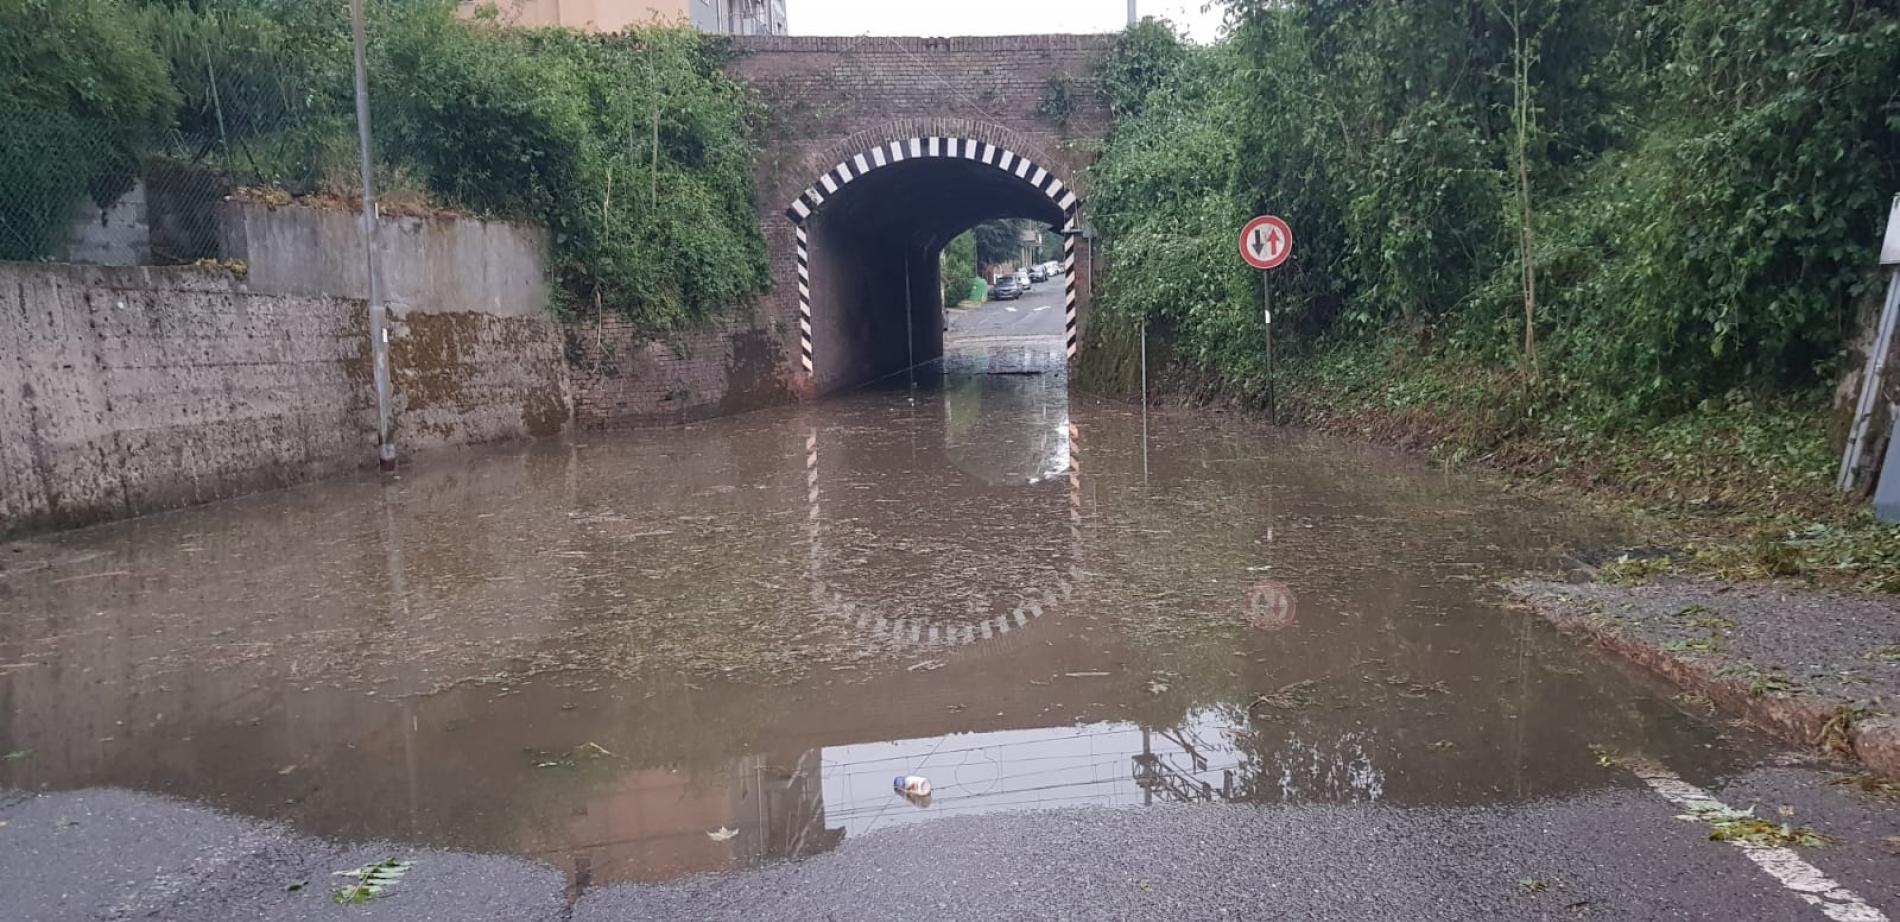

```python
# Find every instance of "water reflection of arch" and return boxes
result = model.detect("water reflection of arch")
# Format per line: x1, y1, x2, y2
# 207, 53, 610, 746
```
800, 382, 1086, 652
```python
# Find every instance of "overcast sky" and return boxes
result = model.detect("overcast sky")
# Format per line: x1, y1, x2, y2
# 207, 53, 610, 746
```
790, 1, 1227, 43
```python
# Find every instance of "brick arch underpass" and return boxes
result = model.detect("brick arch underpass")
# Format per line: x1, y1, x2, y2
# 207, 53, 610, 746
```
725, 35, 1113, 398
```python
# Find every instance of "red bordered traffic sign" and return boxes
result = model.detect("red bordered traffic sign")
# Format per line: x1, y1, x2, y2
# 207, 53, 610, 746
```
1240, 215, 1293, 270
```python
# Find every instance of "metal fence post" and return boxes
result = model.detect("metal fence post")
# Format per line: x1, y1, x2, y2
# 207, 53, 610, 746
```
350, 0, 396, 471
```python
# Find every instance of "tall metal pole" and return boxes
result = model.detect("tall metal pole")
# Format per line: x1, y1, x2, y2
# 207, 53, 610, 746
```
904, 257, 916, 396
1128, 0, 1138, 25
350, 0, 395, 471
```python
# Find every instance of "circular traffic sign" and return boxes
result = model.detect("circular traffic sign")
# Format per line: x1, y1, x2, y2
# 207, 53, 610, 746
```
1240, 215, 1293, 270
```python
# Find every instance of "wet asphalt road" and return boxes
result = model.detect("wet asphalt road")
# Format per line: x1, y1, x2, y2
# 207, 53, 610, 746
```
946, 281, 1066, 341
5, 762, 1899, 921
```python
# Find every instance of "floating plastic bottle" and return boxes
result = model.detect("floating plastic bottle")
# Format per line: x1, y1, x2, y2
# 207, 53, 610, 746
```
893, 775, 932, 797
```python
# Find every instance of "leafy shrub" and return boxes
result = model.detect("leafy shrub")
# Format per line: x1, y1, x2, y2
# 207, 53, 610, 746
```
5, 0, 768, 331
940, 230, 977, 306
374, 11, 766, 329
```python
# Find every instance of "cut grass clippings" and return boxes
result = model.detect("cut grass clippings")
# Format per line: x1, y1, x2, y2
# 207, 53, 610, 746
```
1675, 804, 1830, 848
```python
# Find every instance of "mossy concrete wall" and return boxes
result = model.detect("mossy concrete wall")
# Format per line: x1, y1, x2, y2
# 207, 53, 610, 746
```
2, 195, 808, 534
0, 263, 571, 535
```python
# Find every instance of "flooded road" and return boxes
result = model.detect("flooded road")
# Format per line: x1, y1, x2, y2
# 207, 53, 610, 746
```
0, 343, 1771, 890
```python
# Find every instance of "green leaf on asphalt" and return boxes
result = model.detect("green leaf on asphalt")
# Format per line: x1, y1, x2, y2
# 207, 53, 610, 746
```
331, 858, 411, 904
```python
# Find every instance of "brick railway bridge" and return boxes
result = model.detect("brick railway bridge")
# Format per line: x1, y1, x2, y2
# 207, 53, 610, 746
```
726, 34, 1114, 397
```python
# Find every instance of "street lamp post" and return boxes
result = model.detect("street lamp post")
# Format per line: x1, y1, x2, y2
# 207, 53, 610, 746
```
349, 0, 395, 472
1128, 0, 1137, 25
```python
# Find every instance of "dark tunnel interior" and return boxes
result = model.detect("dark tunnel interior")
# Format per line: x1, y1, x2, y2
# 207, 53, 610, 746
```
802, 154, 1068, 394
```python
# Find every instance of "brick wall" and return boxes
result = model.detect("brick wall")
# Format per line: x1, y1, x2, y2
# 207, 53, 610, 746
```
564, 305, 791, 428
725, 34, 1113, 390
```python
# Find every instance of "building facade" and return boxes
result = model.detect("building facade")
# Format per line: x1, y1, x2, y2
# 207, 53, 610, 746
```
466, 0, 787, 34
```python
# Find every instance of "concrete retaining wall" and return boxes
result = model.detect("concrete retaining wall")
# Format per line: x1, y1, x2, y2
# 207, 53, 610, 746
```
0, 263, 574, 535
215, 201, 794, 427
3, 198, 798, 534
220, 201, 551, 319
0, 265, 371, 533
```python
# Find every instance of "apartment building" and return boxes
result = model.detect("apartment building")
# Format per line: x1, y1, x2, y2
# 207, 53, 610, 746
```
467, 0, 788, 35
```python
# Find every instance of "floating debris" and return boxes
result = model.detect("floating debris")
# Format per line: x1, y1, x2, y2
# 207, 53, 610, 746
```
1250, 680, 1317, 711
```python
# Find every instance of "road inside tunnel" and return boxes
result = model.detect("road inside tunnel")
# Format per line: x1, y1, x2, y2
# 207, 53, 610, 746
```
788, 136, 1080, 394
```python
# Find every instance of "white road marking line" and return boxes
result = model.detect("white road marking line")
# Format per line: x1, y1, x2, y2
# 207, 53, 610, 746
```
1629, 758, 1887, 922
1005, 307, 1018, 312
1033, 306, 1051, 312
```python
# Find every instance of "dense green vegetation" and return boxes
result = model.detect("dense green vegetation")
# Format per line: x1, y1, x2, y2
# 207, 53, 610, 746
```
0, 0, 767, 330
1083, 5, 1900, 571
1090, 5, 1899, 407
0, 0, 177, 259
940, 230, 979, 306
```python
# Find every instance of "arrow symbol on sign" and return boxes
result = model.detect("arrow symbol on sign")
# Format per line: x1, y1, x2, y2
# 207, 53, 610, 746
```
1252, 228, 1269, 258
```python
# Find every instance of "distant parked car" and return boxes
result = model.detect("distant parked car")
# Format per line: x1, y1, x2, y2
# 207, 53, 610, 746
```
1016, 269, 1032, 288
1028, 264, 1048, 282
992, 275, 1024, 300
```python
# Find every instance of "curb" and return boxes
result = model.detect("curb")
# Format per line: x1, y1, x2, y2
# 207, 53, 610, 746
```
1519, 593, 1900, 781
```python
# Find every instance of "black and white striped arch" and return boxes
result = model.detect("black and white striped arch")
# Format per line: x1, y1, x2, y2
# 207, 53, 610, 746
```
783, 136, 1083, 373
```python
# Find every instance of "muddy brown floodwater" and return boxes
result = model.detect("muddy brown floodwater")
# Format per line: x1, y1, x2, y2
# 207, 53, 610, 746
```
0, 342, 1772, 890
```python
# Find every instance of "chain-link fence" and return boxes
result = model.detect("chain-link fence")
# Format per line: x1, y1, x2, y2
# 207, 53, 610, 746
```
2, 4, 363, 265
2, 1, 367, 267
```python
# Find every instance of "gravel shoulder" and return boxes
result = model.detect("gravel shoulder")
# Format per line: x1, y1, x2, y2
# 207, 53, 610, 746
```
1509, 577, 1900, 779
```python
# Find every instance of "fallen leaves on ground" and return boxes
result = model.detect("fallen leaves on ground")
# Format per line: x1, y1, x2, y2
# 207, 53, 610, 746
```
1829, 774, 1900, 803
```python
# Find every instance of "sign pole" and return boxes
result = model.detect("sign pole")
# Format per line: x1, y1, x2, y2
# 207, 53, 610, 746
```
1140, 315, 1149, 484
1239, 214, 1293, 426
1262, 271, 1274, 423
